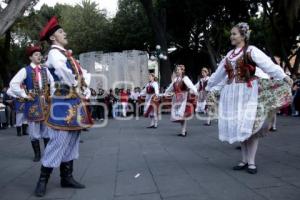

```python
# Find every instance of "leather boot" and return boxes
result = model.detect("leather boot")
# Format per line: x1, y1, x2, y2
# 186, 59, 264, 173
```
22, 124, 29, 135
16, 127, 22, 136
60, 160, 85, 188
34, 166, 53, 197
43, 138, 50, 148
31, 140, 41, 162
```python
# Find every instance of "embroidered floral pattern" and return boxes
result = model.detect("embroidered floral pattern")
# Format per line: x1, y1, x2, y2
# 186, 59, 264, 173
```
29, 105, 41, 117
252, 79, 292, 136
65, 105, 77, 125
206, 90, 221, 118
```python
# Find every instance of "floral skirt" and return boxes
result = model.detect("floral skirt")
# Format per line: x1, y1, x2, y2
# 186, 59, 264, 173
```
206, 78, 292, 140
206, 90, 220, 119
252, 79, 292, 137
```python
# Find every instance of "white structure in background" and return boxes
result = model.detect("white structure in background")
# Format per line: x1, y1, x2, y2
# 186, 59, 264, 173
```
80, 50, 149, 90
148, 59, 159, 78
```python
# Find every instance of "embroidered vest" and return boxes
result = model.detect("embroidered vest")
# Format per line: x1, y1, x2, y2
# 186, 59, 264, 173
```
13, 98, 25, 113
198, 79, 208, 91
45, 48, 93, 131
173, 79, 188, 93
23, 65, 48, 121
146, 83, 155, 94
224, 52, 256, 87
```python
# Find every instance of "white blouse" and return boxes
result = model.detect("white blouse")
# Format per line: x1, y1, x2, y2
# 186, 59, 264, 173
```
206, 45, 286, 90
9, 63, 55, 98
165, 76, 198, 95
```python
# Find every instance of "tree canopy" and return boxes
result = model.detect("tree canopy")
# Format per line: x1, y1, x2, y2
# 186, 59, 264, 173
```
0, 0, 299, 86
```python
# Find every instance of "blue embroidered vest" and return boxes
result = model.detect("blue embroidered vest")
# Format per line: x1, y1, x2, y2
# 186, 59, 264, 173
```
13, 98, 25, 113
46, 47, 93, 131
23, 65, 48, 122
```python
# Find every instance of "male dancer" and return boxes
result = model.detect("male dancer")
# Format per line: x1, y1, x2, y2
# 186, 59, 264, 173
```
34, 16, 92, 197
8, 45, 54, 161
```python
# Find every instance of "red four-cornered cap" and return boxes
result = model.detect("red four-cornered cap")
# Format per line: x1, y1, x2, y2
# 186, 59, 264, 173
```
39, 16, 61, 41
26, 45, 42, 57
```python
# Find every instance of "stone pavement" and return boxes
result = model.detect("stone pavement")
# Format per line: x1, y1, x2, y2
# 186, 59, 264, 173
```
0, 115, 299, 200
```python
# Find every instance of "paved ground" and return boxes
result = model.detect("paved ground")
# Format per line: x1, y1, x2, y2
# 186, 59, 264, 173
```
0, 115, 300, 200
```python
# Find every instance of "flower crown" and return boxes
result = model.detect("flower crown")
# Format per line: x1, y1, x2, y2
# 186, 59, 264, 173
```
236, 22, 251, 40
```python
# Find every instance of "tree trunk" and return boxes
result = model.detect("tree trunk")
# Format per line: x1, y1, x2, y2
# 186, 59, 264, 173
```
140, 0, 172, 87
262, 2, 293, 73
0, 29, 11, 86
204, 36, 218, 72
292, 48, 300, 75
0, 0, 34, 36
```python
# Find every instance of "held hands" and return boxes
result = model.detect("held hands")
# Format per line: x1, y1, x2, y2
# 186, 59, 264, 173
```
25, 94, 35, 101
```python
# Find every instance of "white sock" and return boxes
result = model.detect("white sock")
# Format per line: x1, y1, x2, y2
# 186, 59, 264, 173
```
247, 137, 259, 167
241, 142, 248, 164
150, 118, 155, 126
181, 120, 187, 135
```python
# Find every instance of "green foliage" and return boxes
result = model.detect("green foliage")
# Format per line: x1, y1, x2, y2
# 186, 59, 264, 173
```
108, 0, 154, 51
1, 0, 300, 81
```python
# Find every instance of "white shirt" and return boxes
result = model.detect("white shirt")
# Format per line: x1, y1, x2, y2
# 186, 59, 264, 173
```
46, 45, 91, 87
141, 81, 160, 96
45, 45, 77, 87
195, 76, 210, 91
8, 63, 54, 98
165, 76, 198, 95
130, 91, 140, 100
207, 45, 286, 91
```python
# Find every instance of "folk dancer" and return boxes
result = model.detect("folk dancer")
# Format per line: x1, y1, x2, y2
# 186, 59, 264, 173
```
8, 45, 54, 162
34, 16, 93, 197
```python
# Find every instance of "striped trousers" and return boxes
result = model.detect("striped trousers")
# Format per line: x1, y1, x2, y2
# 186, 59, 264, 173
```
28, 122, 48, 141
41, 128, 80, 168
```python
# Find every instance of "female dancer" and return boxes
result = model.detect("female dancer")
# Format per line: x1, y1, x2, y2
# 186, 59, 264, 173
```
165, 65, 198, 137
141, 73, 159, 128
195, 67, 210, 114
206, 22, 292, 174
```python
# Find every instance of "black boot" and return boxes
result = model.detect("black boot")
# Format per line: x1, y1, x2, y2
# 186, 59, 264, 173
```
17, 127, 22, 136
34, 166, 53, 197
31, 140, 41, 162
60, 160, 85, 188
43, 138, 50, 148
22, 124, 28, 135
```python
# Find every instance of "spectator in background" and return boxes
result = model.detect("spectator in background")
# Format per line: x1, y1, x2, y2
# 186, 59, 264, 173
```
106, 89, 116, 118
292, 74, 300, 116
119, 88, 129, 117
90, 89, 98, 120
113, 88, 121, 118
130, 87, 140, 116
97, 89, 106, 121
126, 88, 133, 116
0, 93, 7, 129
2, 87, 14, 128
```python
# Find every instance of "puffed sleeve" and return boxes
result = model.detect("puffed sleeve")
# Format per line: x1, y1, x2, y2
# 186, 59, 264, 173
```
6, 88, 17, 98
46, 68, 55, 96
9, 68, 28, 98
153, 81, 160, 95
140, 83, 147, 95
206, 58, 227, 91
164, 81, 174, 94
183, 76, 198, 94
209, 79, 226, 92
250, 46, 286, 80
47, 49, 77, 86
